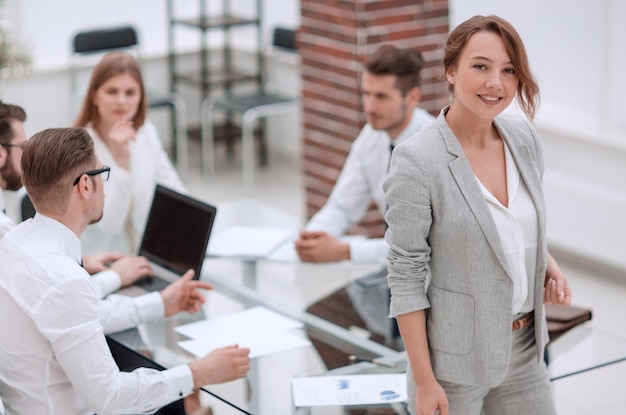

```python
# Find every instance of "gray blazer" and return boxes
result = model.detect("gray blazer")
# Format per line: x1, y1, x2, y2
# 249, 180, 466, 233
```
384, 108, 549, 387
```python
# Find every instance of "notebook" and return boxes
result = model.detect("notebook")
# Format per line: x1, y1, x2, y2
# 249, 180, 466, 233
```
126, 185, 217, 295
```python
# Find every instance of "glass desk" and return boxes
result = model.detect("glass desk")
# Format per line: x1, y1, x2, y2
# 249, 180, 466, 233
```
109, 256, 402, 415
547, 324, 626, 381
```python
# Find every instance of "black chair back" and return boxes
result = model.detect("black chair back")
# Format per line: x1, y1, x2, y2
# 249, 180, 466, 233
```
106, 336, 186, 415
20, 193, 36, 221
73, 26, 138, 55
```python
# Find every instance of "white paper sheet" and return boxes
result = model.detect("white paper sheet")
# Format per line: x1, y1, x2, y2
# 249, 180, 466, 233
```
179, 329, 311, 359
265, 235, 299, 262
292, 373, 407, 407
175, 306, 311, 358
175, 306, 303, 339
207, 225, 295, 259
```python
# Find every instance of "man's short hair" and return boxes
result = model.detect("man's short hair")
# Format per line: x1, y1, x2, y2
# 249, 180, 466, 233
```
363, 44, 425, 95
0, 100, 27, 145
21, 128, 96, 214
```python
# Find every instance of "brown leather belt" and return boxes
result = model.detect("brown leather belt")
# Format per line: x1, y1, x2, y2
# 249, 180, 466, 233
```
512, 311, 534, 330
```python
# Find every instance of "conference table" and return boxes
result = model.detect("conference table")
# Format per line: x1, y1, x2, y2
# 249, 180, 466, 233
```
108, 199, 626, 415
110, 255, 403, 414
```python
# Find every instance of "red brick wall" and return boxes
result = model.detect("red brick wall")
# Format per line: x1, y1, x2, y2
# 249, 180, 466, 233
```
299, 0, 450, 237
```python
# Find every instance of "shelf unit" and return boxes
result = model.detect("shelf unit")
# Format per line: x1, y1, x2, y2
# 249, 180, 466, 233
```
166, 0, 264, 137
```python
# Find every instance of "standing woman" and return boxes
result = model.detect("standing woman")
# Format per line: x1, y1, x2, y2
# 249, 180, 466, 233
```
75, 52, 186, 255
384, 15, 572, 415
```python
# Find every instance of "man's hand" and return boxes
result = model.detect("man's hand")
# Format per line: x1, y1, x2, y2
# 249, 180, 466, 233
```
110, 255, 153, 287
160, 270, 213, 317
294, 230, 350, 263
544, 253, 572, 306
82, 252, 125, 274
188, 344, 250, 388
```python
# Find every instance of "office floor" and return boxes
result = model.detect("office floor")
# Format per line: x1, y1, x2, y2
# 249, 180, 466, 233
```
178, 138, 626, 415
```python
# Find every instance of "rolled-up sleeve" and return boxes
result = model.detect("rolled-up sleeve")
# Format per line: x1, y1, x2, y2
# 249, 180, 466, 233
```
383, 142, 432, 317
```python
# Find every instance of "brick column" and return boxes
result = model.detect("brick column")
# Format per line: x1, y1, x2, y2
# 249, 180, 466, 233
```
298, 0, 450, 237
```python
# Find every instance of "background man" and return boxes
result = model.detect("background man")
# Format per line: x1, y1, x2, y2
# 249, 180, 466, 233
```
295, 44, 435, 265
295, 45, 435, 353
0, 101, 26, 236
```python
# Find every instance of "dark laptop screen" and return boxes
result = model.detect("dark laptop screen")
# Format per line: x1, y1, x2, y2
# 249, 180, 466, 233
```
138, 185, 216, 277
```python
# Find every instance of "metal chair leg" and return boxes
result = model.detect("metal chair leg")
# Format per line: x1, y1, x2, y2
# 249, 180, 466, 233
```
171, 94, 188, 172
241, 110, 257, 193
200, 98, 216, 177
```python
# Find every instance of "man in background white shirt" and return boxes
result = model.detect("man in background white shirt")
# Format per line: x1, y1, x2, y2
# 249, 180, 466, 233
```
0, 101, 26, 237
0, 127, 250, 414
295, 44, 434, 265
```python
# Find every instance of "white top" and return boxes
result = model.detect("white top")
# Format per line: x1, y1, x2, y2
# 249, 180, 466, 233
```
306, 108, 435, 265
475, 141, 538, 314
0, 214, 194, 415
81, 120, 187, 255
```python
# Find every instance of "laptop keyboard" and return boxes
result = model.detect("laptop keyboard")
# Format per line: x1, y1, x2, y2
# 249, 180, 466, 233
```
134, 275, 170, 292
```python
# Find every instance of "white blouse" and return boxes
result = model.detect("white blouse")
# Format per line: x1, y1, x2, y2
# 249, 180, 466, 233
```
475, 141, 539, 314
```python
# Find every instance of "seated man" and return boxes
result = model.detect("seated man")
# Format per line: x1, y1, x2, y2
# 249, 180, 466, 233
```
0, 127, 250, 414
0, 100, 149, 292
295, 44, 434, 266
295, 45, 435, 353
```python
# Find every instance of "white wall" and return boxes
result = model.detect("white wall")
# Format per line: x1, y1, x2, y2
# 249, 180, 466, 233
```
8, 0, 300, 72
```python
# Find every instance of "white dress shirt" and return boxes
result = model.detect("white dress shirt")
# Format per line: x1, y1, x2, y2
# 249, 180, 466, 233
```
81, 120, 187, 255
0, 186, 27, 225
0, 214, 194, 415
306, 108, 434, 265
1, 191, 156, 316
0, 191, 13, 238
475, 141, 538, 314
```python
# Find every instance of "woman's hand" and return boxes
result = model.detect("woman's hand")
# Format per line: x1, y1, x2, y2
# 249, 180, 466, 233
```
415, 379, 449, 415
544, 253, 572, 306
105, 120, 136, 170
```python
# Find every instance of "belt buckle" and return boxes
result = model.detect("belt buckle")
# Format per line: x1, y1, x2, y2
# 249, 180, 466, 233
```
512, 312, 533, 330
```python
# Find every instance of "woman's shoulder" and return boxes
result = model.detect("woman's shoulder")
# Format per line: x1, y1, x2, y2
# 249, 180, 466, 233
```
135, 119, 163, 145
495, 114, 537, 136
399, 117, 447, 153
137, 119, 158, 135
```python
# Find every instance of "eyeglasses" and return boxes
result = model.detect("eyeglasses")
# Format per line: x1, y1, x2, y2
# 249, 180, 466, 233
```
73, 165, 111, 186
0, 142, 26, 149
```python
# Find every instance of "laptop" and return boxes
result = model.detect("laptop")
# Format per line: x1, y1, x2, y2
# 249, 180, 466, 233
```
126, 185, 217, 295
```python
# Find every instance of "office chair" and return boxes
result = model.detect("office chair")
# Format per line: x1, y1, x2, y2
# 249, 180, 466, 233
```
20, 192, 35, 221
200, 27, 300, 189
106, 336, 186, 415
70, 26, 189, 171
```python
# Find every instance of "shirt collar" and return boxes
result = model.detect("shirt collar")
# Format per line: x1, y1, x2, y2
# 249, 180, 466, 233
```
391, 108, 423, 147
31, 213, 82, 265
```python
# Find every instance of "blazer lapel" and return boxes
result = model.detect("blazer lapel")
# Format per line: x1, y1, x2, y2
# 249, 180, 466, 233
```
494, 118, 547, 300
437, 117, 513, 281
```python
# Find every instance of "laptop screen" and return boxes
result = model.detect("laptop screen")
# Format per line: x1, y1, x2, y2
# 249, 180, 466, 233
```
138, 185, 217, 278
